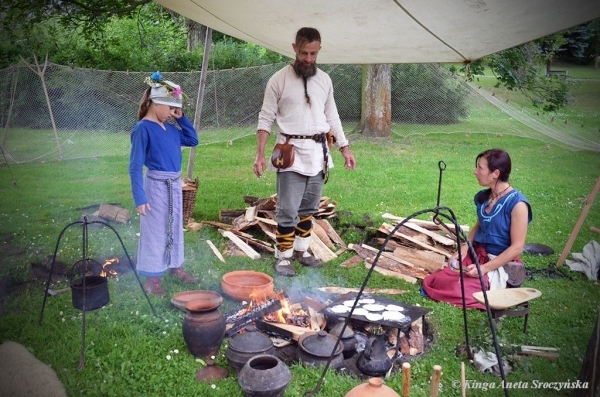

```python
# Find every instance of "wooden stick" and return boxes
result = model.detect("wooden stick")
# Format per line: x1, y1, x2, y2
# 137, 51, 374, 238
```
317, 287, 407, 295
402, 362, 411, 396
429, 365, 442, 397
219, 230, 261, 259
557, 174, 600, 266
206, 240, 225, 262
461, 362, 466, 397
590, 226, 600, 235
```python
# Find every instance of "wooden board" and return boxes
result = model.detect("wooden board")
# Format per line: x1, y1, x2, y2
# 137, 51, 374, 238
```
472, 288, 541, 310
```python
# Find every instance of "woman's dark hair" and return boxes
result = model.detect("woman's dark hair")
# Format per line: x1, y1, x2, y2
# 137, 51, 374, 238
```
475, 148, 512, 203
137, 87, 152, 120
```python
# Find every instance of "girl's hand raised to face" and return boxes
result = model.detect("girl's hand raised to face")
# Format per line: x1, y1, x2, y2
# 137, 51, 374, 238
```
171, 107, 183, 119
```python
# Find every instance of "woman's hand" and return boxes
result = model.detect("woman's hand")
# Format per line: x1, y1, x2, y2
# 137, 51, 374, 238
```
136, 203, 151, 216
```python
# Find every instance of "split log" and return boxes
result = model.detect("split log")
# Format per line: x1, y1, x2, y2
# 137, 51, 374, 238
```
317, 287, 407, 295
219, 230, 261, 259
245, 206, 257, 222
229, 229, 274, 253
261, 321, 312, 341
380, 223, 453, 258
206, 240, 225, 262
339, 255, 363, 268
312, 221, 335, 249
315, 219, 346, 247
358, 244, 429, 279
364, 261, 417, 284
219, 209, 246, 224
382, 213, 470, 233
309, 234, 338, 262
403, 222, 455, 246
392, 246, 446, 274
98, 204, 130, 224
202, 220, 233, 230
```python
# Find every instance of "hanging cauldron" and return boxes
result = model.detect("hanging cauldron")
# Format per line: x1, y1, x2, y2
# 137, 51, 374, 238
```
71, 275, 110, 311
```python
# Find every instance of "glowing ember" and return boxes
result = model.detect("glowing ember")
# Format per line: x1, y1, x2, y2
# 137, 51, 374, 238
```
244, 289, 309, 326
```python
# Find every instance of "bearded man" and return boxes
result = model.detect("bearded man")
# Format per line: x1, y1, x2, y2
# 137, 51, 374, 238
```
253, 27, 356, 276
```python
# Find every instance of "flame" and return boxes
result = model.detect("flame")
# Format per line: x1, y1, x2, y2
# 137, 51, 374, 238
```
243, 289, 309, 325
100, 257, 119, 278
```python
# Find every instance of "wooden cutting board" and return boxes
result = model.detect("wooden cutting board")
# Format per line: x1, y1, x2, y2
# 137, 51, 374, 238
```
473, 288, 541, 310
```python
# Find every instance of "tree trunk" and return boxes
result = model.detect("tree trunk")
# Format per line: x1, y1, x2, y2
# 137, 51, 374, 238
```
595, 54, 599, 70
357, 64, 391, 137
186, 19, 207, 51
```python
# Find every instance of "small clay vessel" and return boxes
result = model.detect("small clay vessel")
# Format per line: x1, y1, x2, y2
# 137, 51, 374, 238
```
238, 354, 291, 397
226, 325, 276, 373
182, 295, 226, 358
344, 377, 400, 397
329, 317, 358, 359
196, 359, 229, 382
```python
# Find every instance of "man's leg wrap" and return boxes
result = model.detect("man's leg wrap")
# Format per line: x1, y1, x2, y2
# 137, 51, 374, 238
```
295, 215, 313, 238
276, 225, 295, 254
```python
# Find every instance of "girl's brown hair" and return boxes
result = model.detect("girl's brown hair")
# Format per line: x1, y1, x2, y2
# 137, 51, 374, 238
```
137, 87, 152, 120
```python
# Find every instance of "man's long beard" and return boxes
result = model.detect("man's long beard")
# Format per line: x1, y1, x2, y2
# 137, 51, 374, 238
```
293, 59, 317, 78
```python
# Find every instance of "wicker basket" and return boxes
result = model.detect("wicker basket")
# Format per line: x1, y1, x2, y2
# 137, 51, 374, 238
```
182, 177, 199, 223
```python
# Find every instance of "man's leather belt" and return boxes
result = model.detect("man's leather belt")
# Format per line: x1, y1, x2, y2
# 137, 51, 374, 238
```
281, 132, 326, 143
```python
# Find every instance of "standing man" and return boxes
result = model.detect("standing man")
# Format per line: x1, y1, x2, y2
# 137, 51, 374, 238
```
254, 27, 356, 276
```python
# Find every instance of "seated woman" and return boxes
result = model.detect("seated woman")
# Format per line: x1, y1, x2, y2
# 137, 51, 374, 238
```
422, 148, 532, 309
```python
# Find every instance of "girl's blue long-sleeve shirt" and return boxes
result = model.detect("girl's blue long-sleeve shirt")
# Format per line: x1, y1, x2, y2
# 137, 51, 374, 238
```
129, 115, 198, 207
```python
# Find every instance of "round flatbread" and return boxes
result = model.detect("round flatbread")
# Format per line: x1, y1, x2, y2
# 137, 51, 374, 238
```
365, 312, 383, 321
362, 303, 385, 312
358, 298, 375, 304
383, 311, 406, 321
385, 304, 404, 312
343, 300, 358, 307
351, 308, 369, 316
329, 304, 350, 314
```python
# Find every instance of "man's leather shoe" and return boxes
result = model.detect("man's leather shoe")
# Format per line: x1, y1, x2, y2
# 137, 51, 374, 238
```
293, 250, 323, 268
169, 267, 199, 284
275, 259, 296, 276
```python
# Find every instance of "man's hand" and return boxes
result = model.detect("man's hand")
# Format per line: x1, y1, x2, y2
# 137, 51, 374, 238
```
341, 148, 356, 170
254, 155, 266, 177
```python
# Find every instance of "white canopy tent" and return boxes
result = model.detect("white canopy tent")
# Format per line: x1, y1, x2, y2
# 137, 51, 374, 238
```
156, 0, 600, 64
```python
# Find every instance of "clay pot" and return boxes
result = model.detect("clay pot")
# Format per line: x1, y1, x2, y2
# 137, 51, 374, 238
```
344, 377, 400, 397
221, 270, 274, 301
226, 325, 276, 373
297, 330, 344, 369
182, 295, 226, 359
357, 335, 393, 377
329, 317, 358, 359
238, 354, 291, 397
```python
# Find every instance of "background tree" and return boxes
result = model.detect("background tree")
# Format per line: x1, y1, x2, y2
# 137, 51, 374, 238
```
356, 64, 392, 137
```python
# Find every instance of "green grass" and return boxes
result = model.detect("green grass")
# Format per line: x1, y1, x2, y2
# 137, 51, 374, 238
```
1, 131, 599, 397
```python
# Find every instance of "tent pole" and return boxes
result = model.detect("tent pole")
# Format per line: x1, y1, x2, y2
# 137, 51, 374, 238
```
556, 174, 600, 267
186, 28, 212, 180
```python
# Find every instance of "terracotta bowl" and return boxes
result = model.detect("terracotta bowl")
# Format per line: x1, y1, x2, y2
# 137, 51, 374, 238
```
221, 271, 274, 301
171, 290, 223, 312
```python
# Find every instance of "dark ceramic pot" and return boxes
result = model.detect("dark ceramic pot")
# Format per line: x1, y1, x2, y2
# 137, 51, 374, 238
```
182, 296, 226, 359
357, 335, 393, 377
226, 325, 276, 373
71, 276, 109, 311
329, 318, 358, 359
297, 330, 344, 369
238, 354, 291, 397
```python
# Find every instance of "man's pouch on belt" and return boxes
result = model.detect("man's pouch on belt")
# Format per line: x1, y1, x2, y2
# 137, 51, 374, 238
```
271, 136, 295, 169
326, 131, 336, 149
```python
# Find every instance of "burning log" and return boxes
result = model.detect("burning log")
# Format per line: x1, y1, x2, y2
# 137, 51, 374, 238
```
225, 298, 283, 337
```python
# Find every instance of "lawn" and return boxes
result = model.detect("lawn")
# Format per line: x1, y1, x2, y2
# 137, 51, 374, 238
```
0, 64, 599, 396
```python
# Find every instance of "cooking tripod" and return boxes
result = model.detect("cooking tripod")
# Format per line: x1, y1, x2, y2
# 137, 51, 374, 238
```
39, 216, 156, 369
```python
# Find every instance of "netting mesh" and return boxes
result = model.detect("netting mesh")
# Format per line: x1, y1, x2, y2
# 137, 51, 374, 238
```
0, 60, 598, 164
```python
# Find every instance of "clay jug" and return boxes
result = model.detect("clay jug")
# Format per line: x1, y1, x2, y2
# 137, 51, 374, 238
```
344, 377, 400, 397
357, 335, 393, 377
238, 354, 291, 397
182, 296, 226, 358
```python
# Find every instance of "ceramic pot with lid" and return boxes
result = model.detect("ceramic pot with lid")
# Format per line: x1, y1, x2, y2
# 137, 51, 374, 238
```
344, 377, 400, 397
182, 295, 226, 359
297, 330, 344, 370
328, 317, 358, 359
226, 325, 276, 373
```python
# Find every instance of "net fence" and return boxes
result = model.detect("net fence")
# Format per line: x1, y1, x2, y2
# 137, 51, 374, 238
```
0, 60, 598, 164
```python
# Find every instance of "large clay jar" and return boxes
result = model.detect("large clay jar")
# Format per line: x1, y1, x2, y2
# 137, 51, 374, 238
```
344, 377, 400, 397
238, 354, 291, 397
182, 295, 226, 358
329, 317, 358, 359
226, 325, 276, 373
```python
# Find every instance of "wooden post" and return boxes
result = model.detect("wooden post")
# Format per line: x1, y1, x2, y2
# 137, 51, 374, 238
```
557, 174, 600, 267
461, 362, 466, 397
402, 362, 411, 396
575, 308, 600, 397
429, 365, 442, 397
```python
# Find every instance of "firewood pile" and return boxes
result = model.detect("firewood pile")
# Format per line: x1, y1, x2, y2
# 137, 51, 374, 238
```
347, 213, 470, 283
201, 195, 471, 283
201, 195, 346, 261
